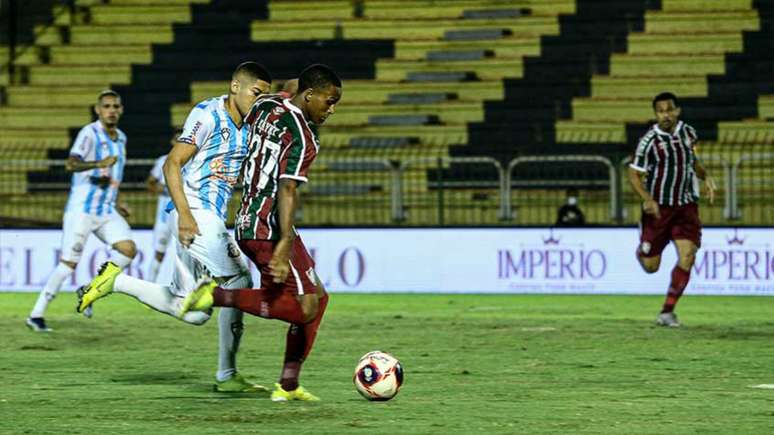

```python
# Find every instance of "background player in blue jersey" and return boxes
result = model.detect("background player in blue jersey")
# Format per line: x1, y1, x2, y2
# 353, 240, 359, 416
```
146, 129, 181, 282
77, 62, 273, 393
27, 90, 136, 332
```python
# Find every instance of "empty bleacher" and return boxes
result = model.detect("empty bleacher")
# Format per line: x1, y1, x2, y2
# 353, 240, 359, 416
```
1, 0, 772, 226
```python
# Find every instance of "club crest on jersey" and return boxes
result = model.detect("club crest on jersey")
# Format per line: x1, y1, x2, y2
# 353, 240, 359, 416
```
220, 127, 231, 142
272, 106, 286, 116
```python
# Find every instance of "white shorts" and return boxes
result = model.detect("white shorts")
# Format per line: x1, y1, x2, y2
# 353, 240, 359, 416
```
61, 211, 133, 263
152, 199, 172, 254
169, 208, 249, 294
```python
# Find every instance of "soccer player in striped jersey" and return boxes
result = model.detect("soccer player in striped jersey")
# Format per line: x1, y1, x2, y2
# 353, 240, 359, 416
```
77, 62, 273, 392
181, 64, 342, 401
26, 90, 136, 332
145, 129, 180, 282
628, 92, 717, 327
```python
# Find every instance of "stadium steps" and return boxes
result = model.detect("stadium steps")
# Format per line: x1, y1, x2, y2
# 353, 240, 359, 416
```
375, 58, 523, 81
555, 0, 762, 144
267, 0, 576, 21
242, 0, 569, 185
251, 18, 561, 41
395, 38, 541, 60
758, 94, 774, 118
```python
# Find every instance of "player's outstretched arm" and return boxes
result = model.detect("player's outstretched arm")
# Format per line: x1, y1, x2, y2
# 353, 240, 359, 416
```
163, 142, 200, 247
64, 155, 117, 173
269, 178, 299, 283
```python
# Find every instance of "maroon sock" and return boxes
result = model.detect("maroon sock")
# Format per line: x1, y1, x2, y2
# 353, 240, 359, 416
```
279, 292, 329, 391
212, 287, 307, 324
661, 266, 691, 313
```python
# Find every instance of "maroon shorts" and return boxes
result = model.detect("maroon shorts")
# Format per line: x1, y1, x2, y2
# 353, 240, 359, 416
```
238, 237, 318, 295
639, 202, 702, 257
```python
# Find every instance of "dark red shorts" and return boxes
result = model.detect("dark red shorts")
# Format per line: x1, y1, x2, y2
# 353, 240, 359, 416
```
639, 202, 702, 257
238, 237, 318, 295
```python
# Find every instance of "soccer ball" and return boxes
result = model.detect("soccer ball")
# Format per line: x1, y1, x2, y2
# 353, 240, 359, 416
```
353, 351, 404, 401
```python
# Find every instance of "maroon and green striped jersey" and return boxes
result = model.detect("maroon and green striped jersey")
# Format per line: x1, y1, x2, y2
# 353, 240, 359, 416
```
236, 95, 318, 240
630, 121, 700, 207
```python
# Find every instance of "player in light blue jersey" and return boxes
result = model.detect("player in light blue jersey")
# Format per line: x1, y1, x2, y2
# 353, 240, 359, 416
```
77, 62, 273, 393
146, 129, 181, 282
27, 90, 137, 332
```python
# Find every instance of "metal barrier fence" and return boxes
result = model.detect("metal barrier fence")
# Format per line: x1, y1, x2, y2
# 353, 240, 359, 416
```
2, 152, 771, 228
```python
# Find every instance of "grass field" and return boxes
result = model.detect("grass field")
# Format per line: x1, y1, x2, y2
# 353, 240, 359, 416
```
2, 292, 774, 434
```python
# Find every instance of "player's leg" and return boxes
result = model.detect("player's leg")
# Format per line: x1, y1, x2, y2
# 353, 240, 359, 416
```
181, 239, 309, 324
272, 238, 327, 401
658, 204, 701, 326
27, 212, 90, 331
636, 214, 668, 274
78, 213, 210, 325
148, 214, 171, 282
169, 209, 262, 392
659, 239, 696, 317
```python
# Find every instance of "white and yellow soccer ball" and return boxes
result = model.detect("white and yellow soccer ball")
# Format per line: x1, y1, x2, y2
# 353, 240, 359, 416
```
353, 351, 404, 401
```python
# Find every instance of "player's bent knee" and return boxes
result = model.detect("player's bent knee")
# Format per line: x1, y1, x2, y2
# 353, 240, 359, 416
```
641, 260, 660, 274
300, 294, 319, 323
114, 241, 137, 258
61, 260, 78, 269
679, 255, 696, 269
218, 272, 251, 289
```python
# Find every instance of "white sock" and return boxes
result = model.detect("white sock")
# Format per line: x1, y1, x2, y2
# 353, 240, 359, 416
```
111, 252, 133, 269
148, 256, 163, 282
113, 273, 210, 325
216, 273, 251, 382
30, 262, 74, 318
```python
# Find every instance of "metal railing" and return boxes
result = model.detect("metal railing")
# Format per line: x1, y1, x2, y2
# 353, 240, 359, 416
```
507, 155, 617, 221
0, 153, 771, 227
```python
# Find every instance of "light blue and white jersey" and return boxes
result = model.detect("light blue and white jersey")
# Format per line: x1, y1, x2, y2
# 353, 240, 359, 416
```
175, 95, 250, 221
150, 154, 170, 224
65, 120, 127, 216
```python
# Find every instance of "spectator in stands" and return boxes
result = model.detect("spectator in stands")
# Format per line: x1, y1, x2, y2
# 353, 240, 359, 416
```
26, 90, 136, 332
556, 188, 585, 226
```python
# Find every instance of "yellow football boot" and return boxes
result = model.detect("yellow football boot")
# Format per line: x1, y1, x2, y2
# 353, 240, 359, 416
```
271, 383, 320, 402
214, 373, 269, 393
179, 279, 217, 317
76, 261, 121, 313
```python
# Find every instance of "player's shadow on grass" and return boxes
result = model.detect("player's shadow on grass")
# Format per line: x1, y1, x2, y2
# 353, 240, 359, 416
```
109, 371, 195, 385
109, 372, 272, 397
685, 323, 774, 339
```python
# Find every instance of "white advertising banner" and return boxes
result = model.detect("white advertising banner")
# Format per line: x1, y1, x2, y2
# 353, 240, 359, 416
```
0, 228, 772, 295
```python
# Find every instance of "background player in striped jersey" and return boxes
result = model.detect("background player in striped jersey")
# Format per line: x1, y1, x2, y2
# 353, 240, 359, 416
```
77, 62, 273, 392
145, 129, 181, 282
628, 92, 717, 327
26, 90, 136, 332
182, 64, 342, 401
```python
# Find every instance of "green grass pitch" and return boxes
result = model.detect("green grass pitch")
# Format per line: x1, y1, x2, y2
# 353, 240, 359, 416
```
2, 292, 774, 434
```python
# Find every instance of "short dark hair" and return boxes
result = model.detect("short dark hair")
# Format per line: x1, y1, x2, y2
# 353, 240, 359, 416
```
97, 89, 120, 103
652, 92, 678, 109
298, 64, 342, 92
233, 61, 272, 84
